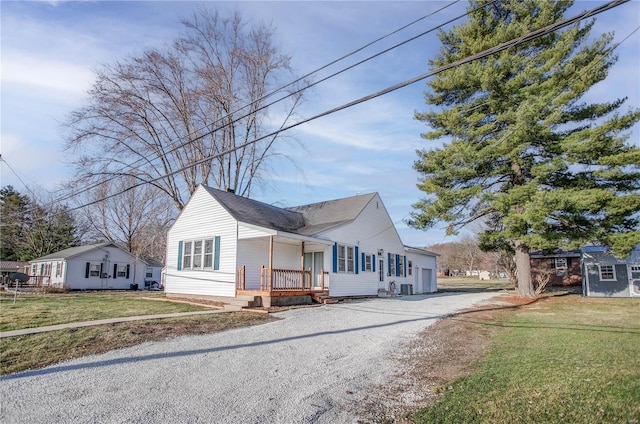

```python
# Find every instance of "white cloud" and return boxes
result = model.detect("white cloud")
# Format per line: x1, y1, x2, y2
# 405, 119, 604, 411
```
2, 51, 94, 96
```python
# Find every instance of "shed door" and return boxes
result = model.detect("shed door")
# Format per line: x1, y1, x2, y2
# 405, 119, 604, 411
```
629, 265, 640, 297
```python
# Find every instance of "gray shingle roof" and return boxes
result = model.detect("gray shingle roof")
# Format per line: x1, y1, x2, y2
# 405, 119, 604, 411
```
201, 186, 376, 236
288, 193, 376, 235
202, 186, 305, 232
0, 261, 30, 271
31, 243, 116, 262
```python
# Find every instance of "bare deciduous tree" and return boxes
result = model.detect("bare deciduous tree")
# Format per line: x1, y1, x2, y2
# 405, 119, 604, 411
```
65, 8, 304, 210
77, 176, 174, 261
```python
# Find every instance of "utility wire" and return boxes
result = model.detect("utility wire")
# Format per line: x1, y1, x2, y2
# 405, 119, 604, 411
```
43, 1, 464, 208
0, 155, 41, 200
63, 0, 631, 215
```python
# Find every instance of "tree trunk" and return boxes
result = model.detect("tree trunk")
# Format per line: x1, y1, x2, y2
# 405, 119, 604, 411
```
514, 240, 534, 297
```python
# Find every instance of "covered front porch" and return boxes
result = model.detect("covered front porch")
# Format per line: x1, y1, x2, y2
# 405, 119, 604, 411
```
234, 231, 333, 306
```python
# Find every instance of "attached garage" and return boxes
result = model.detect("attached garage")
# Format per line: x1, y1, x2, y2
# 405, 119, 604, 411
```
405, 246, 438, 294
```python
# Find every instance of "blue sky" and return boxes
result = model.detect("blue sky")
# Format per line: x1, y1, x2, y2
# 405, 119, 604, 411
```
1, 0, 639, 248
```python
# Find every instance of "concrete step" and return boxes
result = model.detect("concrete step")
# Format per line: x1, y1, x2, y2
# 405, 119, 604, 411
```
223, 304, 244, 312
311, 293, 338, 304
226, 298, 250, 307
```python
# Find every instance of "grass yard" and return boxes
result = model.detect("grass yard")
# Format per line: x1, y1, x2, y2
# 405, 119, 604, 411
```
0, 291, 207, 331
413, 295, 640, 424
0, 291, 276, 375
437, 276, 514, 292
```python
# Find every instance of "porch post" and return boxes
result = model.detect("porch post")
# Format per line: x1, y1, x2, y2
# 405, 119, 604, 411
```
301, 242, 305, 270
269, 235, 274, 291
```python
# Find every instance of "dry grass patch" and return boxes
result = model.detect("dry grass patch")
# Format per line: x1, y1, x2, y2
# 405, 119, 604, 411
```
1, 312, 276, 375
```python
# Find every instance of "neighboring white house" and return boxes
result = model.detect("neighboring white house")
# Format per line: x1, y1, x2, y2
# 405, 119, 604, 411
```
29, 243, 150, 290
164, 185, 438, 303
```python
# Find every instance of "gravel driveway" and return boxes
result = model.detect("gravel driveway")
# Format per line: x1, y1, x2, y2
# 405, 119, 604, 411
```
1, 292, 496, 423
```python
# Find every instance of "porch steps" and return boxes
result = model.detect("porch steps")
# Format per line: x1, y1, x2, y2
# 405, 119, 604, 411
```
223, 295, 261, 311
311, 293, 339, 304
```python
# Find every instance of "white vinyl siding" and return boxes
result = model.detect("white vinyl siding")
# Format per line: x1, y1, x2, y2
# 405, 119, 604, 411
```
165, 187, 238, 298
319, 194, 406, 297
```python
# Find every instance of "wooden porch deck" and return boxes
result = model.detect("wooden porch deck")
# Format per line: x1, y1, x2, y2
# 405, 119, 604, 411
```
236, 266, 330, 306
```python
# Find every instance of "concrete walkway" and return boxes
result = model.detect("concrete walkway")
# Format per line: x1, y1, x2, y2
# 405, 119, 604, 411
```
0, 309, 228, 339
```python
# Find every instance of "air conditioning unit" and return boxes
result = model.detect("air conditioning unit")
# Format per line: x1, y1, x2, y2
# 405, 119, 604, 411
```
101, 273, 109, 278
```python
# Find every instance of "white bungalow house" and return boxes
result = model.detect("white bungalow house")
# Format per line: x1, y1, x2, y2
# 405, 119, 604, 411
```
29, 243, 153, 290
164, 185, 438, 306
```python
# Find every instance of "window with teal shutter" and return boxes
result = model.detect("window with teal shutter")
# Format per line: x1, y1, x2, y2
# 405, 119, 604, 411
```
332, 243, 338, 273
177, 241, 183, 271
213, 236, 221, 270
403, 255, 407, 277
372, 255, 376, 272
361, 252, 365, 272
355, 246, 359, 275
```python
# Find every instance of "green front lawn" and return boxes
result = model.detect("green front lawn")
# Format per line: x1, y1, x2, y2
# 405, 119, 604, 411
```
414, 296, 640, 423
0, 291, 207, 331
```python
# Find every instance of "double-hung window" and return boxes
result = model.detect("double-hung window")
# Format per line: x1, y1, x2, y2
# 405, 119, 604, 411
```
599, 265, 615, 281
365, 254, 372, 272
180, 237, 219, 270
554, 258, 568, 276
338, 245, 346, 272
389, 256, 396, 276
346, 246, 354, 273
336, 244, 355, 273
89, 264, 100, 277
204, 239, 214, 268
193, 240, 203, 268
398, 256, 404, 276
117, 265, 127, 278
182, 241, 193, 269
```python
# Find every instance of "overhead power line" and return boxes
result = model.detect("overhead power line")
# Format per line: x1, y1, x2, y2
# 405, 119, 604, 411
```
44, 0, 465, 208
63, 0, 631, 215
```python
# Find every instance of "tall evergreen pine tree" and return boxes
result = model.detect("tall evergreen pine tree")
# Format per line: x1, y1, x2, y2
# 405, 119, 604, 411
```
409, 0, 640, 296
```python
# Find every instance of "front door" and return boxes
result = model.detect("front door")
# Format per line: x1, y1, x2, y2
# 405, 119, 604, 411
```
304, 252, 325, 289
629, 265, 640, 297
378, 258, 385, 290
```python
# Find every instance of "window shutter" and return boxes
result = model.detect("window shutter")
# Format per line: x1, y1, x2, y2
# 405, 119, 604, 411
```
395, 255, 400, 277
332, 243, 338, 273
388, 253, 391, 275
372, 255, 376, 272
177, 241, 183, 271
213, 236, 221, 270
126, 264, 130, 279
85, 262, 90, 278
100, 263, 104, 277
404, 256, 407, 277
113, 264, 117, 279
361, 252, 365, 272
355, 246, 359, 274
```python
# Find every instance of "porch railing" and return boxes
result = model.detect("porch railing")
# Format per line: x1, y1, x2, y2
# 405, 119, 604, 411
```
236, 266, 328, 292
236, 266, 246, 291
261, 267, 311, 291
